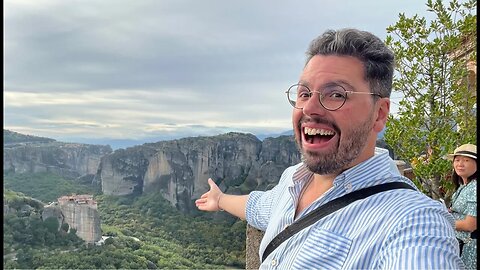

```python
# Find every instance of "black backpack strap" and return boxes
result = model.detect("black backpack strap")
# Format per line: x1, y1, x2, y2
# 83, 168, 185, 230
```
261, 182, 415, 262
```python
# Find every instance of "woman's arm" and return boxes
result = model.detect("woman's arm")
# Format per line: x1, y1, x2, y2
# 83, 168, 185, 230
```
455, 215, 477, 232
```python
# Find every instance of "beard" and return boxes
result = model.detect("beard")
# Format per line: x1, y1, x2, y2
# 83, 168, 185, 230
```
296, 111, 375, 175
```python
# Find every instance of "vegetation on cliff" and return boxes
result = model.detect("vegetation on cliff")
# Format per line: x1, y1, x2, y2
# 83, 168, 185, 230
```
4, 172, 99, 203
3, 189, 85, 269
3, 172, 246, 269
3, 129, 56, 144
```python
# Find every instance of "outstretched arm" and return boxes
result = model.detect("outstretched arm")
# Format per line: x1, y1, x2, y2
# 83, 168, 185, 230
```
195, 178, 249, 220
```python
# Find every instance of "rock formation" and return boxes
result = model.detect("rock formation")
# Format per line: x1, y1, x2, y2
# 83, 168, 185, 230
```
43, 194, 102, 244
3, 141, 112, 180
95, 132, 301, 212
41, 203, 65, 230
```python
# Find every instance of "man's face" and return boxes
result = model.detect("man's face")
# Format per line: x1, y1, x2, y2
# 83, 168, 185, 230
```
292, 55, 388, 175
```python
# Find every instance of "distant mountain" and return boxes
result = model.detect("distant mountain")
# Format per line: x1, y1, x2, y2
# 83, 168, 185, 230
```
256, 130, 293, 141
4, 127, 387, 150
56, 131, 296, 150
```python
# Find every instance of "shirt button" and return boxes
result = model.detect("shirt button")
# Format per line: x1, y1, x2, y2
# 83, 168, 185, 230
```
344, 182, 352, 191
271, 259, 277, 266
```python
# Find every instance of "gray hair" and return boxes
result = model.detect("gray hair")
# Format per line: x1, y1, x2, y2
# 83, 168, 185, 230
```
305, 28, 395, 98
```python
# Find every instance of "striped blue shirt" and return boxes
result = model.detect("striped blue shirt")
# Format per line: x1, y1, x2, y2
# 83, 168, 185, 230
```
246, 150, 464, 269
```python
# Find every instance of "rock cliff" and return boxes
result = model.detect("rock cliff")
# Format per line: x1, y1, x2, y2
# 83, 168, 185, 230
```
4, 130, 303, 214
42, 195, 102, 244
3, 141, 112, 180
4, 130, 395, 216
96, 132, 301, 212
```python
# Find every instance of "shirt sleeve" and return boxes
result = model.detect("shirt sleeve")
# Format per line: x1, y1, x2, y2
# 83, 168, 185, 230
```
245, 165, 297, 231
465, 181, 477, 217
245, 190, 269, 231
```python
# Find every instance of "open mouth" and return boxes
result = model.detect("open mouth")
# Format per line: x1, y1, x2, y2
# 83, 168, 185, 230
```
303, 127, 335, 144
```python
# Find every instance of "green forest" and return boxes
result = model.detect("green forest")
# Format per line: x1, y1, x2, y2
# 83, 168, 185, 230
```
3, 172, 246, 269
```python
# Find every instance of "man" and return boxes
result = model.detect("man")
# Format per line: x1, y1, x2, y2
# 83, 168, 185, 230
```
195, 28, 463, 269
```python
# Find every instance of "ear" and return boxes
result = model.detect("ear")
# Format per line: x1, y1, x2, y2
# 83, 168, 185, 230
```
373, 98, 390, 133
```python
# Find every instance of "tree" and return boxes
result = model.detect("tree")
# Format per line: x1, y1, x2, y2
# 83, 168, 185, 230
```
384, 0, 476, 201
44, 216, 60, 233
61, 222, 70, 232
16, 247, 34, 269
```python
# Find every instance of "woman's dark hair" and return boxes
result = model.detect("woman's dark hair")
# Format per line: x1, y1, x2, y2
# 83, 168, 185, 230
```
451, 157, 478, 190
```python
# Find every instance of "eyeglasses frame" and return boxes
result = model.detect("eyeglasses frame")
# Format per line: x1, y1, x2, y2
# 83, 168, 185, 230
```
285, 83, 383, 111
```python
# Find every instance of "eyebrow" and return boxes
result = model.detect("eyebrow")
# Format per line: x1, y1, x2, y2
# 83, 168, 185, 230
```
298, 79, 355, 91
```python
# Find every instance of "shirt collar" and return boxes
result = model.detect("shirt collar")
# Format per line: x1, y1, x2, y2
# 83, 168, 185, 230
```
291, 163, 313, 186
336, 150, 398, 188
290, 148, 399, 188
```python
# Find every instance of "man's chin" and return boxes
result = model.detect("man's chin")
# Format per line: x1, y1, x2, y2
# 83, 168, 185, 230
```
302, 153, 340, 175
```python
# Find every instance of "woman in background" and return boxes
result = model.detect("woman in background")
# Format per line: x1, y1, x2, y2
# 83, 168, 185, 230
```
447, 143, 477, 269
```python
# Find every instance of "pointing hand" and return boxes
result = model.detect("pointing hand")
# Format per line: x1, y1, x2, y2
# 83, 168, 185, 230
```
195, 178, 223, 212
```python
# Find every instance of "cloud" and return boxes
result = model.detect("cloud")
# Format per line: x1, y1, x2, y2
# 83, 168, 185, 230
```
4, 0, 430, 146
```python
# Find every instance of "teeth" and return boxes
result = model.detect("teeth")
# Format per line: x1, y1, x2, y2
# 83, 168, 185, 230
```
304, 127, 334, 136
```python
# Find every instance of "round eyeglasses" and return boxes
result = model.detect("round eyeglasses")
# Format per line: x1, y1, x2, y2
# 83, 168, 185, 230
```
285, 83, 382, 111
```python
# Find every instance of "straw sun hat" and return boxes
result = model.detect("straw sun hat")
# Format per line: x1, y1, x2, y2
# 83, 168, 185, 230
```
445, 144, 477, 160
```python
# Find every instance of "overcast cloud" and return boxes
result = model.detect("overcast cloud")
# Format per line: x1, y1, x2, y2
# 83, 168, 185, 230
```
4, 0, 432, 148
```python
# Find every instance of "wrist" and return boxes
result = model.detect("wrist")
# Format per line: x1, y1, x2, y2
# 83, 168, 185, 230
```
217, 193, 224, 211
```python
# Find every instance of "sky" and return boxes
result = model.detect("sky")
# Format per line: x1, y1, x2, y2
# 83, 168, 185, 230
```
4, 0, 433, 149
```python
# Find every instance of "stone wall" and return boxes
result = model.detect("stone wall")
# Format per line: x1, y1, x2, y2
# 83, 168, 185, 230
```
245, 225, 264, 269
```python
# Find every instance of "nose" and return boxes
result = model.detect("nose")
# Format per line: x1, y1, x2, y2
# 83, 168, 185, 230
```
301, 92, 327, 116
